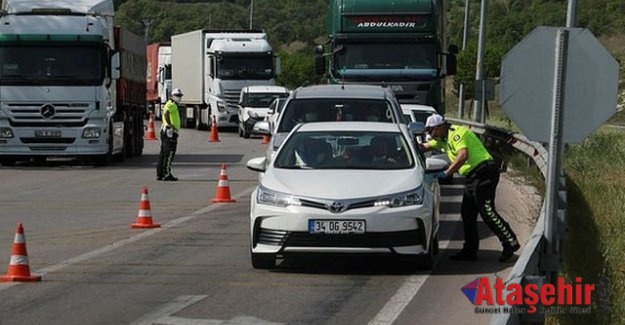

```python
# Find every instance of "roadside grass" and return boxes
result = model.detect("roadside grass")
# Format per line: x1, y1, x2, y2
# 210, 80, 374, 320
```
446, 96, 624, 323
553, 131, 625, 325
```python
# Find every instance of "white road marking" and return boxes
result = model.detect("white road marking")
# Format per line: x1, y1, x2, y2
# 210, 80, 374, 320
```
368, 185, 462, 325
0, 187, 256, 292
130, 295, 208, 325
440, 196, 463, 203
130, 295, 282, 325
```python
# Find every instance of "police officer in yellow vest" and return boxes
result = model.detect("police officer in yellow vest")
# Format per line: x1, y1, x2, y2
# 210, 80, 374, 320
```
419, 114, 520, 262
156, 88, 183, 181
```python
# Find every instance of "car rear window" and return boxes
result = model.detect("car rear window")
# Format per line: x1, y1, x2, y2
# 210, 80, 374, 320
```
277, 99, 397, 133
274, 131, 415, 170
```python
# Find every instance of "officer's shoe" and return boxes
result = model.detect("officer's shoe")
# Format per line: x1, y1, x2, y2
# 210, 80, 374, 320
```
499, 242, 521, 262
163, 175, 178, 181
449, 250, 478, 261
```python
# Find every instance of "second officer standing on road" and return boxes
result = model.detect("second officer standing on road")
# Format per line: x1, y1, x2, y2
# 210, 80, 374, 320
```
157, 88, 183, 181
419, 114, 520, 262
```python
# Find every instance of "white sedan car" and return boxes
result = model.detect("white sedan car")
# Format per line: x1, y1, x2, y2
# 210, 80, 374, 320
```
246, 121, 448, 270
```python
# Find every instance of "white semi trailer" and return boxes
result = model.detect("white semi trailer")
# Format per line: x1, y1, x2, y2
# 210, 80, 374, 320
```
172, 29, 279, 129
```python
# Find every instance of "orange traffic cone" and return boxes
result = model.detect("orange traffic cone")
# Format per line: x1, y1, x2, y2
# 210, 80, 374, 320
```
261, 134, 271, 144
131, 186, 161, 229
0, 223, 41, 282
208, 115, 220, 142
145, 112, 157, 140
212, 164, 236, 203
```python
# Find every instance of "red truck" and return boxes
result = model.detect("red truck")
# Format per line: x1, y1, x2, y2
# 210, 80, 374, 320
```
146, 42, 172, 118
114, 27, 148, 160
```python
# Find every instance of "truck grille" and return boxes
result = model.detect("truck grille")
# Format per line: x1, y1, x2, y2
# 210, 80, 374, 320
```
223, 90, 241, 111
5, 103, 90, 127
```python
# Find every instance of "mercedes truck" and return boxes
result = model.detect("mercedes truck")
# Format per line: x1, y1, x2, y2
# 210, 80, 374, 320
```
171, 30, 279, 130
315, 0, 457, 114
0, 0, 146, 165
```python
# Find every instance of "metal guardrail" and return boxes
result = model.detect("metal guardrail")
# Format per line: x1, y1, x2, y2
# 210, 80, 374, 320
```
447, 118, 556, 325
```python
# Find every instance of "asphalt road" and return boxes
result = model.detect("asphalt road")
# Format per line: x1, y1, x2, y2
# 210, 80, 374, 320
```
0, 123, 538, 325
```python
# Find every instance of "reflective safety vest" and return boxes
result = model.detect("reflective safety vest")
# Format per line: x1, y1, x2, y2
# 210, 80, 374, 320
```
162, 100, 181, 130
427, 125, 493, 176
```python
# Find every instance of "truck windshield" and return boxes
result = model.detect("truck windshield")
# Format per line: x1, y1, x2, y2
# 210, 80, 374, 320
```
217, 55, 273, 80
0, 45, 103, 85
334, 42, 437, 71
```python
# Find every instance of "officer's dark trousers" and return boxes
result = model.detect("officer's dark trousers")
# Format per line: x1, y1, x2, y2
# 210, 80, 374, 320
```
461, 161, 518, 252
156, 130, 178, 178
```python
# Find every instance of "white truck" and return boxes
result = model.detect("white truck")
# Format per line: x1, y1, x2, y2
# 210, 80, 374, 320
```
171, 29, 279, 130
0, 0, 146, 165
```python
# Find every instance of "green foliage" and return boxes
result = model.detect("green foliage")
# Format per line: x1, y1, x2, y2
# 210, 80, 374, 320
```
454, 42, 506, 99
113, 0, 624, 93
276, 50, 323, 90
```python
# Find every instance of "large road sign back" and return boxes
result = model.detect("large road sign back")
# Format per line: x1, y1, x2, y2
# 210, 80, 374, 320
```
499, 27, 620, 143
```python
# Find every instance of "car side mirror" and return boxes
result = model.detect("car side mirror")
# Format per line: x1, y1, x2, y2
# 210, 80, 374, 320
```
315, 45, 326, 75
246, 157, 267, 173
252, 121, 271, 135
425, 157, 448, 173
407, 122, 425, 135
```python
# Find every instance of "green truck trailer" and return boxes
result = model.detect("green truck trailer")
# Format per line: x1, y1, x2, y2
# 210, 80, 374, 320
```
315, 0, 457, 114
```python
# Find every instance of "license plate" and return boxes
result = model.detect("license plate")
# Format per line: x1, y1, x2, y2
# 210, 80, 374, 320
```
35, 129, 61, 137
186, 107, 194, 118
308, 219, 366, 234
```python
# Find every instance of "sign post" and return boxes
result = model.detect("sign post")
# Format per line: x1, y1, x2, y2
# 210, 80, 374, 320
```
499, 26, 620, 284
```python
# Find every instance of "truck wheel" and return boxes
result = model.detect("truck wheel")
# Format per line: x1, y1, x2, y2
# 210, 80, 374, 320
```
194, 106, 204, 130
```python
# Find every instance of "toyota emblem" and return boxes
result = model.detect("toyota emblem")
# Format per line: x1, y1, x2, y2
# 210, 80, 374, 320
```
41, 104, 55, 118
328, 201, 345, 213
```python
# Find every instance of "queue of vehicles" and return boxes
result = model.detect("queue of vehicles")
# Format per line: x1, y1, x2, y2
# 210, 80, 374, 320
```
0, 0, 451, 272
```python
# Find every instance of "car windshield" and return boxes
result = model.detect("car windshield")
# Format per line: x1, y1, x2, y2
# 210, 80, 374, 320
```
277, 99, 397, 133
274, 131, 414, 170
247, 93, 289, 108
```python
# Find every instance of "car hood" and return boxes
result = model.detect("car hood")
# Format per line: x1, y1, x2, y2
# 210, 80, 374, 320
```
262, 168, 424, 199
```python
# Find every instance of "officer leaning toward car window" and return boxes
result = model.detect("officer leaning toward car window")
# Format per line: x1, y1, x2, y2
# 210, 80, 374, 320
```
156, 88, 183, 181
418, 114, 520, 262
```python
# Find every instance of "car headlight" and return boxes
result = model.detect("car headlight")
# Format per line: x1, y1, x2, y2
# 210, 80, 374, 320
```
82, 127, 101, 138
257, 186, 301, 207
216, 101, 227, 113
248, 110, 260, 119
374, 186, 424, 207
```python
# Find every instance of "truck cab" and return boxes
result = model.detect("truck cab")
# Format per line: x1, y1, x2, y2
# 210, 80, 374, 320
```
0, 0, 146, 165
316, 0, 457, 114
